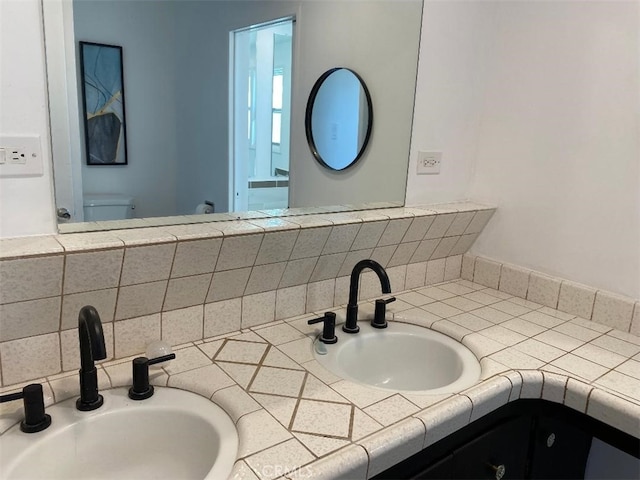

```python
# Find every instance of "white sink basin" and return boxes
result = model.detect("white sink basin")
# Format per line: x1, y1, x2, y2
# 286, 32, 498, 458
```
314, 320, 481, 394
0, 387, 237, 480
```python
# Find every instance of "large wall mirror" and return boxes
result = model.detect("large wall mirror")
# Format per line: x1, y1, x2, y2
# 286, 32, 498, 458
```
43, 0, 423, 230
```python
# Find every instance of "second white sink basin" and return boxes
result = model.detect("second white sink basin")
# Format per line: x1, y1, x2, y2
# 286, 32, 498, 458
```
314, 320, 481, 394
0, 387, 237, 480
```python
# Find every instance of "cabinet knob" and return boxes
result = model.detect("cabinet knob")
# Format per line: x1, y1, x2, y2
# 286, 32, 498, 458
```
487, 463, 506, 480
546, 432, 556, 447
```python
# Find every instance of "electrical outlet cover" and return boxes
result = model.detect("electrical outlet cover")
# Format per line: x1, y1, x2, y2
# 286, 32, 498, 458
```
417, 151, 442, 175
0, 135, 43, 177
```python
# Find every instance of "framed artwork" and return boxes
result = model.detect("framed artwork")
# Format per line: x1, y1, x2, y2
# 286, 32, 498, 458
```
79, 41, 128, 165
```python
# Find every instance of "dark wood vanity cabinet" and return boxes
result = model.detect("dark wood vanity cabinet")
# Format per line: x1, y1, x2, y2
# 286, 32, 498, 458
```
374, 400, 638, 480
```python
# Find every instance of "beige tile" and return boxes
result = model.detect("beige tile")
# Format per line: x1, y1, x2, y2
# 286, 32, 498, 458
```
424, 213, 456, 239
329, 380, 393, 408
405, 262, 427, 289
255, 230, 299, 266
417, 395, 471, 447
207, 267, 251, 302
402, 216, 435, 243
422, 301, 464, 319
512, 338, 564, 363
473, 257, 501, 289
245, 438, 315, 480
563, 378, 593, 413
212, 385, 261, 424
462, 332, 506, 358
215, 234, 263, 271
0, 333, 61, 385
64, 249, 123, 294
291, 399, 351, 437
631, 303, 640, 336
501, 318, 547, 337
378, 218, 412, 247
586, 389, 640, 437
110, 227, 176, 245
591, 291, 635, 332
387, 242, 419, 268
275, 285, 306, 321
448, 313, 493, 331
161, 305, 203, 345
461, 253, 475, 281
551, 353, 609, 382
520, 310, 567, 328
430, 236, 459, 260
170, 238, 222, 277
595, 370, 640, 400
245, 263, 287, 295
115, 281, 167, 320
236, 409, 292, 458
445, 211, 475, 237
590, 334, 640, 357
443, 296, 484, 313
277, 337, 314, 365
491, 299, 531, 316
289, 226, 331, 260
168, 364, 235, 399
60, 288, 117, 329
534, 330, 585, 351
359, 418, 426, 478
255, 323, 305, 346
541, 371, 568, 404
615, 359, 640, 380
444, 255, 462, 281
163, 274, 211, 311
464, 376, 512, 422
464, 209, 495, 234
310, 253, 347, 282
557, 281, 596, 320
292, 432, 350, 458
552, 322, 602, 342
251, 392, 297, 426
55, 232, 124, 252
204, 298, 242, 338
0, 255, 64, 304
120, 243, 176, 286
425, 258, 446, 285
161, 223, 224, 241
279, 257, 317, 289
218, 362, 257, 388
242, 291, 276, 328
162, 346, 211, 375
471, 306, 513, 324
607, 329, 640, 346
0, 297, 60, 342
114, 314, 161, 358
287, 444, 368, 480
527, 272, 561, 308
322, 224, 360, 254
364, 394, 419, 426
410, 238, 440, 263
498, 264, 530, 298
480, 325, 527, 346
570, 317, 612, 333
448, 233, 480, 256
306, 280, 335, 312
351, 221, 388, 250
490, 348, 545, 369
1, 235, 63, 259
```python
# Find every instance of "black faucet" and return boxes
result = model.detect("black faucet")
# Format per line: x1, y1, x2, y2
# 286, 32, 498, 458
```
76, 305, 107, 411
0, 384, 51, 433
343, 259, 391, 333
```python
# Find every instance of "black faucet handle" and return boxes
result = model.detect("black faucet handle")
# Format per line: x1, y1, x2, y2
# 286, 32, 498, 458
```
372, 296, 396, 329
128, 353, 176, 400
0, 384, 51, 433
307, 312, 338, 344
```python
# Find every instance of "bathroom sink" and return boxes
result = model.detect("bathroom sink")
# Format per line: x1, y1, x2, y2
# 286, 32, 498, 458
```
314, 320, 481, 394
0, 387, 238, 480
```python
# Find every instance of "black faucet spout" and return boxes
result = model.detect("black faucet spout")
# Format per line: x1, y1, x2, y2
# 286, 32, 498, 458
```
77, 305, 107, 411
343, 259, 391, 334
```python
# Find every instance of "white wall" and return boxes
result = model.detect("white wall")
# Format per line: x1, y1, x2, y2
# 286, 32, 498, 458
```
0, 0, 57, 237
468, 1, 639, 299
73, 0, 178, 218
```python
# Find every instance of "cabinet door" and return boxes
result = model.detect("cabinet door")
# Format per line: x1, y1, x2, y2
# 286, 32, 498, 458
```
414, 454, 453, 479
452, 416, 532, 480
529, 415, 592, 479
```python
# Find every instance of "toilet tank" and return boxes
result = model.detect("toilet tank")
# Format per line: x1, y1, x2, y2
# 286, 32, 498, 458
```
83, 194, 135, 221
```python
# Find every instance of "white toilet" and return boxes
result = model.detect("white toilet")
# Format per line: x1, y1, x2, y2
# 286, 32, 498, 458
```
83, 194, 135, 221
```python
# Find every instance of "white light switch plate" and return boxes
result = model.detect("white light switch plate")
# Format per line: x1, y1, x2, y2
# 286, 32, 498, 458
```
0, 135, 43, 177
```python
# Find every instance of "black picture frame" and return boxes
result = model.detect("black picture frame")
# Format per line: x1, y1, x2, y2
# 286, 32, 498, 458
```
79, 41, 128, 166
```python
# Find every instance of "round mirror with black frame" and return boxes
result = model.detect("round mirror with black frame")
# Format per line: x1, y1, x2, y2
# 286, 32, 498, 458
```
305, 68, 373, 171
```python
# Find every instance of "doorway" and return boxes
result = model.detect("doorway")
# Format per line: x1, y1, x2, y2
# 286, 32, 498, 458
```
230, 18, 293, 212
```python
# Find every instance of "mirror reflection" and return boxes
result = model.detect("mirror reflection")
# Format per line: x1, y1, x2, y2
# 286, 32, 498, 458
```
306, 68, 373, 171
44, 0, 423, 229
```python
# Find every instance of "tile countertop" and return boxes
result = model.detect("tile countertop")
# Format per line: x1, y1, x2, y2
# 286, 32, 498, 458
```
1, 279, 639, 480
